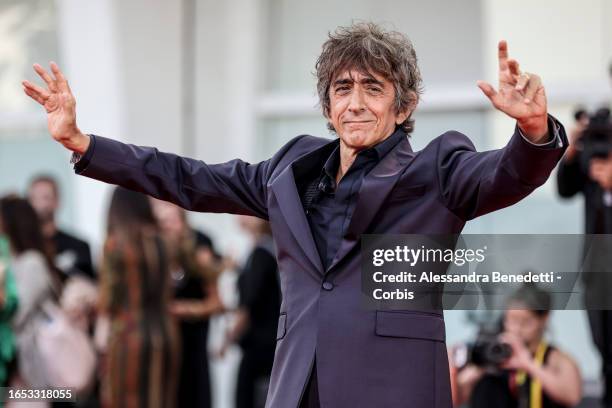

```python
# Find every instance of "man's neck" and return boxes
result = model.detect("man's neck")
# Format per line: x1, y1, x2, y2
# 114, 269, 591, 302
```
337, 128, 397, 183
337, 146, 359, 184
42, 220, 57, 238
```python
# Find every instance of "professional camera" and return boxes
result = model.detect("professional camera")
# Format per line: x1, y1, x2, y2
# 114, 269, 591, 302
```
453, 321, 512, 370
577, 107, 612, 172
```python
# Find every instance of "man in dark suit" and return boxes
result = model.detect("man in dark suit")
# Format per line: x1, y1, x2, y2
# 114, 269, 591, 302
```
23, 22, 566, 408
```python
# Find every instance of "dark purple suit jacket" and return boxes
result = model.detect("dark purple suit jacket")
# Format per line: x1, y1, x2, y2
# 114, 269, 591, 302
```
76, 118, 567, 407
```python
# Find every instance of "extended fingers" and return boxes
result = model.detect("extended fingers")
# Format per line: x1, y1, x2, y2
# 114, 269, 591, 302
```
522, 72, 541, 104
22, 80, 50, 99
498, 40, 509, 71
33, 63, 58, 92
515, 72, 529, 91
22, 80, 51, 107
23, 85, 46, 106
50, 61, 71, 92
477, 80, 500, 106
508, 59, 520, 77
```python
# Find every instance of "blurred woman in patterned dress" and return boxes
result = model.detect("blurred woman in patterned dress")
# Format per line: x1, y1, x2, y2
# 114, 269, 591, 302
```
97, 187, 179, 408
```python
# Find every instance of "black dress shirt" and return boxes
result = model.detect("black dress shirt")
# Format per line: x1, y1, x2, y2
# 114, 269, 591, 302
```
297, 128, 405, 270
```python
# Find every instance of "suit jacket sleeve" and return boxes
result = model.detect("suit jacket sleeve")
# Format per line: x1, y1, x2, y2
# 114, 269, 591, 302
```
437, 115, 568, 220
75, 135, 304, 218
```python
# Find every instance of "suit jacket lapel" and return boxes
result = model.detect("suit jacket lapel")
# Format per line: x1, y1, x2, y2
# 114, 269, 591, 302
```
270, 138, 338, 275
326, 136, 416, 274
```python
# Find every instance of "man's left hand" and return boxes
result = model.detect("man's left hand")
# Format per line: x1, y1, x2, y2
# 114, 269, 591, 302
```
477, 41, 549, 143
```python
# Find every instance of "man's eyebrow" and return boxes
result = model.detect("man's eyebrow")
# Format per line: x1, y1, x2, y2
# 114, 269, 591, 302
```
360, 77, 383, 85
332, 76, 384, 86
333, 78, 354, 86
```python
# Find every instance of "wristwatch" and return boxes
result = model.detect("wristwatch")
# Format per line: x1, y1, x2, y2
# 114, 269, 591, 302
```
70, 151, 82, 164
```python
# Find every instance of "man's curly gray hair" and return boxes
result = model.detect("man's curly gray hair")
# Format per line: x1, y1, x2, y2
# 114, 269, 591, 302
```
315, 22, 423, 134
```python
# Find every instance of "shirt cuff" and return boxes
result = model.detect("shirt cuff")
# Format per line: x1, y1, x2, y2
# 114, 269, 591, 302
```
71, 134, 97, 172
517, 116, 563, 148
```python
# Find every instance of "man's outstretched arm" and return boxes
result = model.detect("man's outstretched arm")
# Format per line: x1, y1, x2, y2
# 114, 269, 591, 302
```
437, 41, 568, 220
23, 63, 278, 218
73, 134, 273, 217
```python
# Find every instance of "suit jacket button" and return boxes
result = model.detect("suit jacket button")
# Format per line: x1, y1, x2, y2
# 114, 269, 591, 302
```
322, 281, 334, 291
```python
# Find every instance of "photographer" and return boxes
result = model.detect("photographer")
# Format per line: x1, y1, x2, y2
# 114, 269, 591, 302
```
558, 107, 612, 210
557, 103, 612, 408
452, 284, 582, 408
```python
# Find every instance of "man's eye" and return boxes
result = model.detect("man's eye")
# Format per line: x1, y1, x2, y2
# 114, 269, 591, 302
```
335, 86, 350, 93
368, 87, 382, 93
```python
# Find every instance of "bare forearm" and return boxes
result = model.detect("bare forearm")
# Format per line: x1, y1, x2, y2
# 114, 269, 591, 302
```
526, 361, 581, 406
172, 298, 224, 320
66, 130, 91, 154
518, 116, 549, 144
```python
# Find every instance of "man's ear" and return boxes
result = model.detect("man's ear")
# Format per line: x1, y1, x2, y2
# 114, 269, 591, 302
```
396, 91, 418, 125
396, 110, 411, 125
322, 105, 331, 120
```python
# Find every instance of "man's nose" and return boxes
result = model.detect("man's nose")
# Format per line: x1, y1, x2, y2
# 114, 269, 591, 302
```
348, 88, 366, 113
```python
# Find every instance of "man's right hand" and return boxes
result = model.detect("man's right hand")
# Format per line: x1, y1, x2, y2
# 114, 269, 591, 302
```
22, 62, 90, 154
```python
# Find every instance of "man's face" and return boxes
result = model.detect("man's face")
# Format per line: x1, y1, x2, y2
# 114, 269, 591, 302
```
28, 181, 58, 222
328, 69, 410, 150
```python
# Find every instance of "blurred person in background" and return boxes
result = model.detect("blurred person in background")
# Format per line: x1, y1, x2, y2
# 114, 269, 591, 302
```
0, 196, 59, 391
28, 175, 95, 281
96, 187, 179, 408
150, 198, 223, 408
452, 284, 582, 408
218, 216, 280, 408
29, 176, 98, 408
29, 175, 98, 349
1, 197, 96, 408
0, 236, 18, 402
558, 107, 612, 209
557, 63, 612, 408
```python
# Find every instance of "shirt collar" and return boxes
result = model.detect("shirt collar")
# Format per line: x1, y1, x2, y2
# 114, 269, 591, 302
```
322, 127, 406, 181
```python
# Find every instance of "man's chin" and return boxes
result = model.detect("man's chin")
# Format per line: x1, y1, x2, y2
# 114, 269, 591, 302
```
340, 131, 375, 149
37, 212, 54, 223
